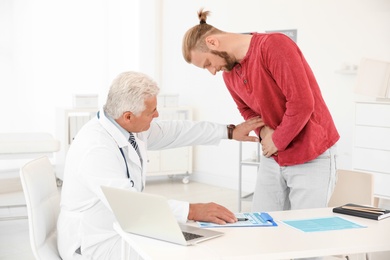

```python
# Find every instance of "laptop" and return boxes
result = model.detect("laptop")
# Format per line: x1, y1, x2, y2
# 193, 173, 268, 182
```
101, 186, 224, 246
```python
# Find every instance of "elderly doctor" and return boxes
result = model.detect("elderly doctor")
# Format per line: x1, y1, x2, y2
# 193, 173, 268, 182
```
57, 71, 264, 259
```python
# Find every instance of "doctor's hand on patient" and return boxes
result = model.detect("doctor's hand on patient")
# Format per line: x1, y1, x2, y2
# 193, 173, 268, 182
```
232, 117, 265, 142
188, 203, 237, 225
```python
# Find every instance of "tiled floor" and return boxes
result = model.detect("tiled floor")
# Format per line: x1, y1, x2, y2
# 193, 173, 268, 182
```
0, 176, 389, 260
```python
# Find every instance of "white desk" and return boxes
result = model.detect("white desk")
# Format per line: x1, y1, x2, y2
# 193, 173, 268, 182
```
114, 207, 390, 260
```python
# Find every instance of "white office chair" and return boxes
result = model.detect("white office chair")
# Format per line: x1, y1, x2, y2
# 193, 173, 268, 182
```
0, 132, 60, 220
19, 156, 62, 260
328, 169, 375, 260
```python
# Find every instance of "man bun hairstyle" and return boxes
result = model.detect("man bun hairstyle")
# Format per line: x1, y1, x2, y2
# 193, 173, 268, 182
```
198, 8, 210, 24
182, 8, 223, 63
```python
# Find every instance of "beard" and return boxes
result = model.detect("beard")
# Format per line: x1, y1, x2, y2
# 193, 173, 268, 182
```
210, 50, 239, 71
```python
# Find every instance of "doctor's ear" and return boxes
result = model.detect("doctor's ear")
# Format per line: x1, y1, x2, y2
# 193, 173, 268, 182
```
122, 111, 134, 121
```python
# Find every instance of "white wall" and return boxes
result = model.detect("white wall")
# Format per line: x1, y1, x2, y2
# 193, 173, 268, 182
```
2, 0, 390, 192
0, 0, 140, 136
159, 0, 390, 191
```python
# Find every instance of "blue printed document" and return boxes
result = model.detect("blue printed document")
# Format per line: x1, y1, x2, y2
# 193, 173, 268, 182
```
283, 216, 366, 232
197, 212, 277, 228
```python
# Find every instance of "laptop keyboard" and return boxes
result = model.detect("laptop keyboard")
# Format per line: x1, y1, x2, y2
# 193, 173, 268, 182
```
182, 231, 203, 241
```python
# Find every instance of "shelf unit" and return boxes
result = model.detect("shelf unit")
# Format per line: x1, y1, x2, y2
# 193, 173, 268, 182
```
55, 108, 98, 181
146, 107, 193, 184
238, 142, 261, 212
56, 107, 193, 184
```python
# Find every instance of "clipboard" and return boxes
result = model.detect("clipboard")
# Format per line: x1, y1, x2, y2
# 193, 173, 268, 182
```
197, 212, 277, 228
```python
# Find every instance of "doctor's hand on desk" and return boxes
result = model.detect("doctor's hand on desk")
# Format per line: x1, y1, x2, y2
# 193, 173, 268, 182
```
188, 203, 237, 225
230, 117, 265, 142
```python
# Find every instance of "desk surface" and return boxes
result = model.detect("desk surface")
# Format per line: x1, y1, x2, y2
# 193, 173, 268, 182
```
114, 207, 390, 260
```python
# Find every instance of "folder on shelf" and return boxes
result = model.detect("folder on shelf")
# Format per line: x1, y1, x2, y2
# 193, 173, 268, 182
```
197, 212, 277, 228
333, 203, 390, 220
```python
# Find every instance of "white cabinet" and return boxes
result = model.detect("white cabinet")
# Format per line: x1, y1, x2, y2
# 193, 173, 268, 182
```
146, 107, 193, 183
353, 101, 390, 199
55, 108, 98, 180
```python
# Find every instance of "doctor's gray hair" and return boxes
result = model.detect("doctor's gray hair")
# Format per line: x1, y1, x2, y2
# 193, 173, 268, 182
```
104, 71, 160, 119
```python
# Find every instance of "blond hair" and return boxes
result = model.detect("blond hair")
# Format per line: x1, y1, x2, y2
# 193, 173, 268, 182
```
182, 9, 224, 63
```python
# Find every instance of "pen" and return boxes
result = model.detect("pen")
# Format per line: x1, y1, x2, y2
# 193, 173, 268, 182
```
237, 217, 248, 221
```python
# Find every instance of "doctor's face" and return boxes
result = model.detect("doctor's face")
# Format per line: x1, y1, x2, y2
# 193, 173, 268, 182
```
132, 96, 159, 132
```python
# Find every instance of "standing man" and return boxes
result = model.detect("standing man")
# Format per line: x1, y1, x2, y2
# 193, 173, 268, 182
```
182, 9, 340, 213
57, 71, 264, 259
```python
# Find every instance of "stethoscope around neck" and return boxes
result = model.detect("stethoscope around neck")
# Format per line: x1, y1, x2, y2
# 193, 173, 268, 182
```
97, 111, 134, 187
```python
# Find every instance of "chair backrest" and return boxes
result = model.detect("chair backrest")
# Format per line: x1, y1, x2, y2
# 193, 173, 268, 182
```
20, 156, 62, 260
328, 169, 374, 207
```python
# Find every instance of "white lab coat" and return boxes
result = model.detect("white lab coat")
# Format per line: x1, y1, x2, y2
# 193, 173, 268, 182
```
57, 108, 227, 259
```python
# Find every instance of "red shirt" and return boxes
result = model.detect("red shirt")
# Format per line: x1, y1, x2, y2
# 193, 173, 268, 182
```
223, 33, 340, 166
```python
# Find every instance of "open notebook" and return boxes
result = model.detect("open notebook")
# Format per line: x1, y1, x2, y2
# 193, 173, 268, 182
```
101, 186, 224, 246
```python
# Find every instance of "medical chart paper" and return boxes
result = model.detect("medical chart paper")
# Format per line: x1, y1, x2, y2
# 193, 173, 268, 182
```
282, 216, 366, 232
197, 212, 277, 228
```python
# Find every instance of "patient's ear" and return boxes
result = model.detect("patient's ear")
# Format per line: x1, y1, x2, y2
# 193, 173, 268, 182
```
205, 36, 219, 50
